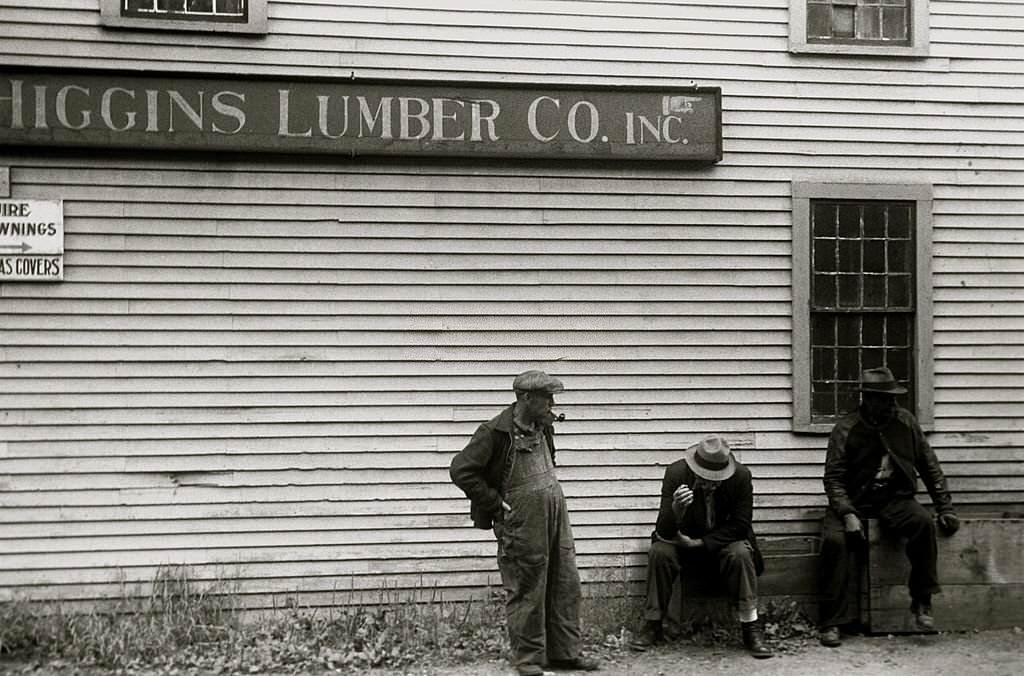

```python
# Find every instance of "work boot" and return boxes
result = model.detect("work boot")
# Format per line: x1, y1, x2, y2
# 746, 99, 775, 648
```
818, 625, 842, 647
741, 620, 773, 659
911, 598, 935, 631
629, 620, 664, 651
548, 655, 600, 671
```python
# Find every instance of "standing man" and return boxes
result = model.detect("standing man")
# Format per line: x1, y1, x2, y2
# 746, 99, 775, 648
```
630, 434, 773, 659
449, 370, 599, 676
817, 367, 960, 647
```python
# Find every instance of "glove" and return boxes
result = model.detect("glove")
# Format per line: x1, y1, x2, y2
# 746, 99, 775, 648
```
937, 512, 960, 536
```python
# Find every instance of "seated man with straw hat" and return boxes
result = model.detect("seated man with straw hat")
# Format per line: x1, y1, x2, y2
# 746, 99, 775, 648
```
630, 434, 773, 659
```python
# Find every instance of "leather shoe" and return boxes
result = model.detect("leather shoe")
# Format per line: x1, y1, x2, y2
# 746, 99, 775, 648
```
819, 625, 842, 647
548, 656, 600, 671
741, 620, 773, 659
629, 621, 664, 651
912, 600, 935, 630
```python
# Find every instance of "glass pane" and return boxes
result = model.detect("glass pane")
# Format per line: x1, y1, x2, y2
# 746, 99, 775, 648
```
838, 348, 861, 381
813, 388, 836, 419
887, 314, 910, 346
863, 204, 886, 238
889, 204, 911, 237
839, 274, 861, 307
838, 204, 860, 237
814, 274, 837, 307
863, 315, 884, 346
812, 314, 837, 346
218, 0, 242, 12
833, 5, 855, 37
882, 6, 908, 41
126, 0, 152, 10
863, 348, 884, 370
839, 239, 862, 273
863, 275, 886, 307
863, 240, 885, 273
189, 0, 213, 12
889, 275, 910, 307
814, 239, 837, 272
838, 388, 859, 415
158, 0, 185, 11
813, 203, 837, 237
813, 347, 836, 381
837, 314, 860, 347
857, 4, 881, 39
808, 4, 832, 38
888, 240, 910, 272
886, 348, 909, 381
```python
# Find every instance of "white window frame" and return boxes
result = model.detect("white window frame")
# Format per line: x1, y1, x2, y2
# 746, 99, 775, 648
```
789, 0, 929, 57
100, 0, 268, 34
792, 181, 934, 433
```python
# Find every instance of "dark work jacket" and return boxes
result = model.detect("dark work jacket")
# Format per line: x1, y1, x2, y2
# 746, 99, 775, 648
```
653, 458, 764, 575
449, 404, 557, 530
824, 406, 954, 518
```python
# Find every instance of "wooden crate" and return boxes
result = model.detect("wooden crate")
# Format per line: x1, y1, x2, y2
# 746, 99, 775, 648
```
862, 517, 1024, 633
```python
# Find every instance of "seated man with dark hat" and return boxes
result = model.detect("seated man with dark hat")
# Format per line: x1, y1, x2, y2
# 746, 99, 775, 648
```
630, 434, 773, 659
817, 367, 960, 647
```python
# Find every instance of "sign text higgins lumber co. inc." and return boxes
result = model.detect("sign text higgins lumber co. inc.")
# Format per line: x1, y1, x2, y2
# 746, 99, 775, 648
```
0, 72, 721, 162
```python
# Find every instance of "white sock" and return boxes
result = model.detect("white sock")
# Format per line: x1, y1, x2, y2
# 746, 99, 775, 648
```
738, 607, 758, 623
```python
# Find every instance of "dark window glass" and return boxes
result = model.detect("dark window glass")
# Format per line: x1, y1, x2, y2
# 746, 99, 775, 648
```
123, 0, 245, 20
809, 198, 916, 422
807, 0, 910, 44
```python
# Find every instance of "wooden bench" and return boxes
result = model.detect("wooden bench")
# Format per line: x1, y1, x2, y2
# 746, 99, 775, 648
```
861, 516, 1024, 633
662, 537, 820, 629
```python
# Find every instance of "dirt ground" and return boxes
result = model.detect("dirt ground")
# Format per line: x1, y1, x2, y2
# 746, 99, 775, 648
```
376, 628, 1023, 676
2, 628, 1020, 676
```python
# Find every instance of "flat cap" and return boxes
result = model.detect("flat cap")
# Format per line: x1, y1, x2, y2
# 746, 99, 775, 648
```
512, 370, 564, 393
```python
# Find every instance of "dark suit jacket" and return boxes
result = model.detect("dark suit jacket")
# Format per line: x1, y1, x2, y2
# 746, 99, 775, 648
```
654, 457, 763, 573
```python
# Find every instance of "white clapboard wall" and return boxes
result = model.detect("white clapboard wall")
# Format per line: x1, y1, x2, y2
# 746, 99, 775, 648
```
1, 0, 1023, 609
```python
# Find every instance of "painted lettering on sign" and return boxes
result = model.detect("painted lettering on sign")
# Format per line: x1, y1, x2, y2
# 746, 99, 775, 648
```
0, 74, 722, 162
0, 200, 64, 282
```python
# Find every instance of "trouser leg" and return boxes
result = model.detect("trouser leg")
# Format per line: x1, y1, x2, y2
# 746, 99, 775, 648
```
718, 540, 758, 620
544, 497, 582, 661
878, 498, 940, 600
643, 540, 681, 621
495, 498, 550, 671
818, 508, 861, 627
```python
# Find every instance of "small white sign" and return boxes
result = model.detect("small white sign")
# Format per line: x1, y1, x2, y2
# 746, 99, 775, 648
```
0, 199, 64, 281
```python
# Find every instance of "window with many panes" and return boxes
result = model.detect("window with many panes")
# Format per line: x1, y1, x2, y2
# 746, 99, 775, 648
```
100, 0, 266, 33
789, 0, 928, 56
807, 0, 910, 44
792, 182, 934, 433
123, 0, 247, 23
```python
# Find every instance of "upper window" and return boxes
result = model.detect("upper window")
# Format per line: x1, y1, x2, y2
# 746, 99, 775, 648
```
100, 0, 267, 33
791, 182, 934, 433
789, 0, 929, 56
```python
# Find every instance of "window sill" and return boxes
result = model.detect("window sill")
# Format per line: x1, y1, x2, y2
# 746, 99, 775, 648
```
790, 41, 928, 58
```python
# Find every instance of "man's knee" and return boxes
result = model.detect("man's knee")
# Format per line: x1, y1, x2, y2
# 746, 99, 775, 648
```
720, 541, 754, 569
647, 540, 682, 575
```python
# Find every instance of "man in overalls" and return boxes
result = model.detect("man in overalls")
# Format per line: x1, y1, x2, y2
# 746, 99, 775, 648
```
450, 370, 599, 676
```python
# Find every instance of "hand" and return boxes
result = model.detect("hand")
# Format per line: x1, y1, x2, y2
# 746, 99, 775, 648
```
501, 500, 511, 514
937, 512, 960, 536
676, 533, 703, 550
843, 513, 864, 539
672, 485, 695, 510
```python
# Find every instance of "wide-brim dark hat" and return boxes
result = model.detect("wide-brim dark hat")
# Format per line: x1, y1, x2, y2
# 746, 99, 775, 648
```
859, 367, 908, 395
683, 434, 736, 482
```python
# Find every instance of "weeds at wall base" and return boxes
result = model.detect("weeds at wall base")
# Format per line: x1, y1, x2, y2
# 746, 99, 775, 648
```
0, 566, 815, 673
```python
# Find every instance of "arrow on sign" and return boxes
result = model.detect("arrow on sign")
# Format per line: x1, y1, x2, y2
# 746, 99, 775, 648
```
0, 242, 33, 252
